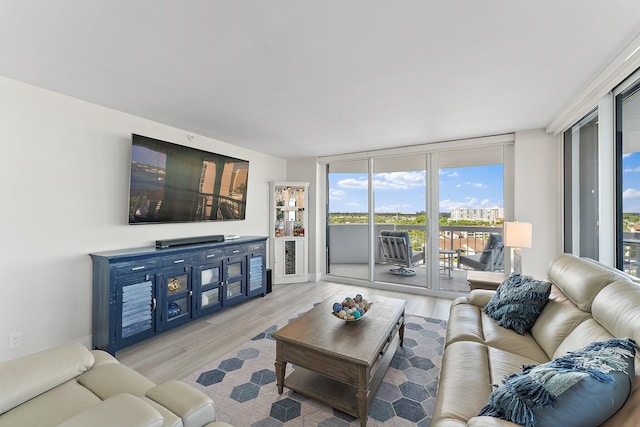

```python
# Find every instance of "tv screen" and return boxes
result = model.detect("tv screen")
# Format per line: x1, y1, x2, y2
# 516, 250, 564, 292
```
128, 134, 249, 224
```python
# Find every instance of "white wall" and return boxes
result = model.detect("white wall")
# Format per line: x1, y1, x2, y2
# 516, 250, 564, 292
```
0, 76, 286, 361
513, 129, 563, 279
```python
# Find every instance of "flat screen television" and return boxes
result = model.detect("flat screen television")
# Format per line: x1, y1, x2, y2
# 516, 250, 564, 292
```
128, 134, 249, 224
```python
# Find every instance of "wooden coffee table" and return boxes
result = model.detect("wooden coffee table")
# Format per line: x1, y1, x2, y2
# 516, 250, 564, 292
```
272, 293, 407, 426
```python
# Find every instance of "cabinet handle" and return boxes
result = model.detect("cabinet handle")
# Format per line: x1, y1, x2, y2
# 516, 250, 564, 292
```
131, 266, 145, 271
152, 298, 156, 310
173, 259, 184, 264
189, 290, 193, 296
206, 254, 216, 258
232, 250, 240, 254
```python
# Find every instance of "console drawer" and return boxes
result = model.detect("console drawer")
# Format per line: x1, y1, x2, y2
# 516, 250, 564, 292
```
200, 249, 224, 262
114, 259, 159, 276
162, 254, 196, 267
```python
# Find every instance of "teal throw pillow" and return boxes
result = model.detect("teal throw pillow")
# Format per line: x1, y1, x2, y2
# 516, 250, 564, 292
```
484, 273, 551, 335
479, 338, 637, 427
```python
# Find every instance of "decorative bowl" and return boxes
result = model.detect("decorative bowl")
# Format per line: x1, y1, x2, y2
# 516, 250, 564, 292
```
331, 294, 372, 321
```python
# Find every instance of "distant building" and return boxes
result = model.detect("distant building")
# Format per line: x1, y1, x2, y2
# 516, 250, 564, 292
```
448, 207, 504, 224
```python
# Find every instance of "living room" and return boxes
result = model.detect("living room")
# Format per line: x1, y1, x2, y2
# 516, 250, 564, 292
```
2, 2, 640, 426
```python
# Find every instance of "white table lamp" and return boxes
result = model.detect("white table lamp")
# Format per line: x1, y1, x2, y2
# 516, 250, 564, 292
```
503, 221, 532, 274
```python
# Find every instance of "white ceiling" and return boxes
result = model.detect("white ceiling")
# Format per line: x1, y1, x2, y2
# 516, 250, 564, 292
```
1, 1, 640, 159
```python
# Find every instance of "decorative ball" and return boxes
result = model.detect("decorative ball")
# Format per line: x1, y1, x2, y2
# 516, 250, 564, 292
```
331, 294, 372, 321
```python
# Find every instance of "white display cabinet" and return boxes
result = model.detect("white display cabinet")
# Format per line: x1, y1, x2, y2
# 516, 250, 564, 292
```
269, 181, 309, 284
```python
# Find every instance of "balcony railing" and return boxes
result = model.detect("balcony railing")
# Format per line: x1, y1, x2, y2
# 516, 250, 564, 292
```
623, 232, 640, 277
328, 223, 503, 269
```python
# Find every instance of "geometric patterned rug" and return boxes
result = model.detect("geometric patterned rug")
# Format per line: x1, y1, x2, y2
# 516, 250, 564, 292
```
182, 305, 446, 427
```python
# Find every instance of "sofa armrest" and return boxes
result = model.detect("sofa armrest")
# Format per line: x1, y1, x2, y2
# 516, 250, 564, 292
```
467, 290, 495, 307
57, 393, 164, 427
451, 290, 495, 310
146, 380, 215, 427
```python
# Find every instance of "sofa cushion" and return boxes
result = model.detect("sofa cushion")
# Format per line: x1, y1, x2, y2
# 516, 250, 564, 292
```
0, 379, 102, 427
57, 393, 164, 427
484, 274, 551, 335
479, 338, 637, 427
547, 253, 619, 311
0, 342, 94, 415
433, 341, 493, 424
531, 285, 593, 359
77, 362, 156, 399
592, 279, 640, 345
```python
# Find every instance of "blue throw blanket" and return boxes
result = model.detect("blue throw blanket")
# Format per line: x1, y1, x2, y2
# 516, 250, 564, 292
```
479, 338, 637, 427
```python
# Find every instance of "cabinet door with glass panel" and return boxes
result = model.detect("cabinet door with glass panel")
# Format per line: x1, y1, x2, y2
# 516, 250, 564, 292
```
270, 181, 309, 284
158, 254, 195, 330
247, 241, 267, 297
222, 248, 247, 306
195, 248, 224, 316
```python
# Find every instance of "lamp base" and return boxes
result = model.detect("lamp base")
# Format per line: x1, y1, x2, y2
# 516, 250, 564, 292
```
512, 247, 522, 274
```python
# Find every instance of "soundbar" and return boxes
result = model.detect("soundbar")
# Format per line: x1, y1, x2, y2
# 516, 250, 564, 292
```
156, 235, 225, 249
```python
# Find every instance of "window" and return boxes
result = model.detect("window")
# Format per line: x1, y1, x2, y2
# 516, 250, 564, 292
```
616, 81, 640, 275
563, 110, 599, 259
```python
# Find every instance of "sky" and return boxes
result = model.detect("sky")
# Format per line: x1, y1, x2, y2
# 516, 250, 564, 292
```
329, 164, 504, 214
623, 152, 640, 213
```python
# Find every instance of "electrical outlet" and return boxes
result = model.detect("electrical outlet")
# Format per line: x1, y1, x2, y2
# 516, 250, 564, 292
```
9, 332, 21, 349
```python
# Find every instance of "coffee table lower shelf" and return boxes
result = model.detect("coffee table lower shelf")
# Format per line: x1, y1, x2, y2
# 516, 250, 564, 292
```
284, 367, 360, 416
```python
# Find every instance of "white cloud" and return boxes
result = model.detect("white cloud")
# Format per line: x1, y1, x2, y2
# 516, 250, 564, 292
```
623, 166, 640, 173
440, 199, 469, 211
623, 153, 633, 159
623, 188, 640, 199
440, 197, 500, 211
329, 189, 346, 200
464, 181, 487, 189
338, 178, 368, 189
373, 171, 426, 190
455, 184, 462, 188
448, 171, 459, 177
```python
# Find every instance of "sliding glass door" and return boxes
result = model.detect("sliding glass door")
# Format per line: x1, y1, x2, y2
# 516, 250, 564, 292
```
324, 137, 512, 293
373, 155, 427, 286
327, 160, 370, 281
438, 147, 505, 291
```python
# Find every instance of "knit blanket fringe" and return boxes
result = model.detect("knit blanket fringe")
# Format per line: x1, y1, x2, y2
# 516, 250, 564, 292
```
478, 338, 637, 427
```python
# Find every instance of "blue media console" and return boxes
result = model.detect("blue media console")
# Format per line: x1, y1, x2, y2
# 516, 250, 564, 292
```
90, 235, 267, 355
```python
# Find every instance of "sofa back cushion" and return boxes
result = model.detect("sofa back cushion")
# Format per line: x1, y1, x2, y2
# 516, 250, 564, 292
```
547, 253, 622, 312
530, 285, 593, 359
0, 343, 94, 415
592, 279, 640, 346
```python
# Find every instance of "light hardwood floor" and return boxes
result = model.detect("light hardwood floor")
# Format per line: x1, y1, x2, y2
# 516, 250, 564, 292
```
116, 280, 453, 384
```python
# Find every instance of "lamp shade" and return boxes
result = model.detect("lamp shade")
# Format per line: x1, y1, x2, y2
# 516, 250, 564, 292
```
503, 222, 532, 248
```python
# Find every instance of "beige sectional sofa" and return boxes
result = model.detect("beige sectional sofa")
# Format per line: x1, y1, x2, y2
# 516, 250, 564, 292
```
433, 253, 640, 426
0, 342, 232, 427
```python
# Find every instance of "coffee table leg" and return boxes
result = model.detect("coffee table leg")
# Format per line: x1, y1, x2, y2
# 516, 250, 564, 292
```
356, 386, 367, 427
399, 314, 405, 347
275, 360, 286, 394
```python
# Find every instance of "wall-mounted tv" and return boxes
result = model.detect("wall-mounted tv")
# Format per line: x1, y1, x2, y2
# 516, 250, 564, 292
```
128, 134, 249, 224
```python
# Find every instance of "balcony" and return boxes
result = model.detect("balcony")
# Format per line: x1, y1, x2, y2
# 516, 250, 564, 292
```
327, 223, 504, 292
